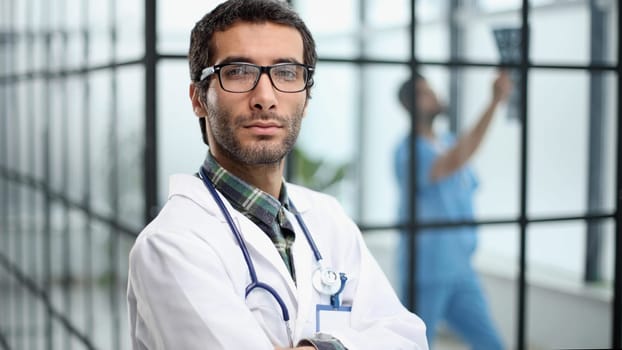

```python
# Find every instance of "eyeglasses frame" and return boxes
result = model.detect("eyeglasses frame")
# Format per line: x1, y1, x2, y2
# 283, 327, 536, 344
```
199, 62, 315, 93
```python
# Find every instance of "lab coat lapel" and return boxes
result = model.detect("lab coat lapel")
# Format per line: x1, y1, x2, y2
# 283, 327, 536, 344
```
235, 212, 298, 300
289, 212, 314, 340
287, 185, 315, 339
173, 174, 298, 298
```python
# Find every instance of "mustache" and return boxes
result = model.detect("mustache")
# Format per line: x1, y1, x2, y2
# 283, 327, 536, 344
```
234, 112, 289, 126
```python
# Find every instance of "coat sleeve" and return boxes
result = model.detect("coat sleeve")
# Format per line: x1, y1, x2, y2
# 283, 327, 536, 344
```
127, 226, 275, 350
321, 200, 429, 350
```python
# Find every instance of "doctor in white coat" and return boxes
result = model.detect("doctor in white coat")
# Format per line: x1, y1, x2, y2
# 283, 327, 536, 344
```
127, 0, 428, 349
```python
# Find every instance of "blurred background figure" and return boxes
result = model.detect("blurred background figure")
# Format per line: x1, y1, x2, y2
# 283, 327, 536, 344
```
394, 71, 512, 349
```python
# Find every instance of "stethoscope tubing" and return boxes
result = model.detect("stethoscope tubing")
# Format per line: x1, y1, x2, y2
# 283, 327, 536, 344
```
199, 167, 321, 323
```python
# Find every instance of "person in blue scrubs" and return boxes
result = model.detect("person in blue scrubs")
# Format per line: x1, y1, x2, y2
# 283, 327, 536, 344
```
394, 72, 511, 349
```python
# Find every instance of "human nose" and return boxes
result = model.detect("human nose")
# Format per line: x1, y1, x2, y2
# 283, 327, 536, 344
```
249, 72, 277, 111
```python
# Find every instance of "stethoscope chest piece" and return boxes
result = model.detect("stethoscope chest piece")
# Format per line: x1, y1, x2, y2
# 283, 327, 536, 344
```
312, 267, 342, 295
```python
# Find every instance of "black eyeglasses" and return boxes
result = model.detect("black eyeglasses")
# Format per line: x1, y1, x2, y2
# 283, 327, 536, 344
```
199, 62, 314, 93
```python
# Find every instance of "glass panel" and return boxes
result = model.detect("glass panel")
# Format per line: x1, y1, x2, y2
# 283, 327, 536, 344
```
461, 67, 521, 220
49, 201, 67, 310
415, 0, 450, 61
359, 64, 411, 225
3, 85, 17, 170
294, 0, 361, 59
458, 224, 518, 349
527, 220, 612, 349
32, 79, 46, 182
117, 0, 144, 60
461, 2, 523, 63
157, 60, 207, 206
89, 0, 112, 65
293, 62, 360, 218
49, 78, 66, 194
32, 190, 47, 287
19, 81, 36, 177
89, 71, 113, 217
364, 0, 410, 60
17, 81, 30, 175
530, 0, 618, 66
66, 76, 87, 203
397, 223, 519, 349
30, 0, 47, 72
32, 35, 47, 74
68, 209, 87, 329
66, 0, 85, 69
116, 65, 145, 228
528, 70, 617, 217
13, 0, 30, 76
362, 229, 402, 290
157, 0, 224, 53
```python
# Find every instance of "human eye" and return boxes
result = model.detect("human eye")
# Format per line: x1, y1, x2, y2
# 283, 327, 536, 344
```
222, 64, 256, 80
272, 65, 300, 81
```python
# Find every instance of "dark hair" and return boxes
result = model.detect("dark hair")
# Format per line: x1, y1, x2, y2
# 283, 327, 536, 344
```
398, 72, 425, 113
189, 0, 317, 145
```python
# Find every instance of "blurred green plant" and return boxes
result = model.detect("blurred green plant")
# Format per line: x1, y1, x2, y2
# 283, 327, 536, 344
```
291, 147, 350, 193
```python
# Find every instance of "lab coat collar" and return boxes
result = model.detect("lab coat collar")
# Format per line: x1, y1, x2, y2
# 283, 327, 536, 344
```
168, 174, 312, 216
283, 183, 311, 214
168, 174, 228, 222
167, 173, 301, 307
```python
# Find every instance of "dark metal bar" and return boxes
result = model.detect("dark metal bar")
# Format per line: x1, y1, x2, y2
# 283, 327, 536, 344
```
7, 0, 24, 347
0, 95, 7, 350
154, 53, 619, 72
405, 0, 418, 312
144, 0, 158, 222
612, 0, 622, 347
25, 0, 38, 346
585, 0, 607, 283
358, 212, 616, 233
2, 57, 619, 86
109, 1, 121, 347
354, 0, 367, 227
80, 0, 94, 340
0, 0, 12, 345
58, 1, 73, 348
42, 6, 53, 347
0, 59, 144, 85
448, 0, 462, 134
517, 0, 530, 349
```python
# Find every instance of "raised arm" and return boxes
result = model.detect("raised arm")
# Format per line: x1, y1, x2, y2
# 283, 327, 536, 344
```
429, 71, 512, 182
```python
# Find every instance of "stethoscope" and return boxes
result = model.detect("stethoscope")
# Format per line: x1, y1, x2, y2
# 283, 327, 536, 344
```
198, 167, 347, 343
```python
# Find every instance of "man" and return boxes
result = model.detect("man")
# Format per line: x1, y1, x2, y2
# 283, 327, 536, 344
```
394, 72, 511, 349
127, 1, 428, 349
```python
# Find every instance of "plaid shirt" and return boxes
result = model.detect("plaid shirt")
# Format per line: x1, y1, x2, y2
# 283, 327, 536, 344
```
202, 153, 297, 280
202, 153, 347, 350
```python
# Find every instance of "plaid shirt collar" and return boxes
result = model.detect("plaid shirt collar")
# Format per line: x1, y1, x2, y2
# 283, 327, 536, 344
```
202, 152, 291, 229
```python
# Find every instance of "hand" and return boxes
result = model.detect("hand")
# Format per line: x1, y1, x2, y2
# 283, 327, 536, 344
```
492, 70, 513, 103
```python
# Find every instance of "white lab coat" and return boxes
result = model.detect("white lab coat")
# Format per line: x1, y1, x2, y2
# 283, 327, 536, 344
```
127, 174, 428, 349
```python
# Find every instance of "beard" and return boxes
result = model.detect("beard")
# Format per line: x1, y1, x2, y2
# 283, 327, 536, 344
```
206, 101, 305, 165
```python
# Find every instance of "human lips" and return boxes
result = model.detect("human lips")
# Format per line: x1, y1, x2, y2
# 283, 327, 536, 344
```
244, 121, 283, 135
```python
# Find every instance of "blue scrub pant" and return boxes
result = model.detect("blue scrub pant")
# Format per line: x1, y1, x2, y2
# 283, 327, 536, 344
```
416, 269, 504, 350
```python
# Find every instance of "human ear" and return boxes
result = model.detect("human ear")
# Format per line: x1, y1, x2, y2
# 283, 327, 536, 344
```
189, 83, 207, 117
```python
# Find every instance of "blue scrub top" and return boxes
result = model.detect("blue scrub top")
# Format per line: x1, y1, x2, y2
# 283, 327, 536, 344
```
394, 133, 479, 285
